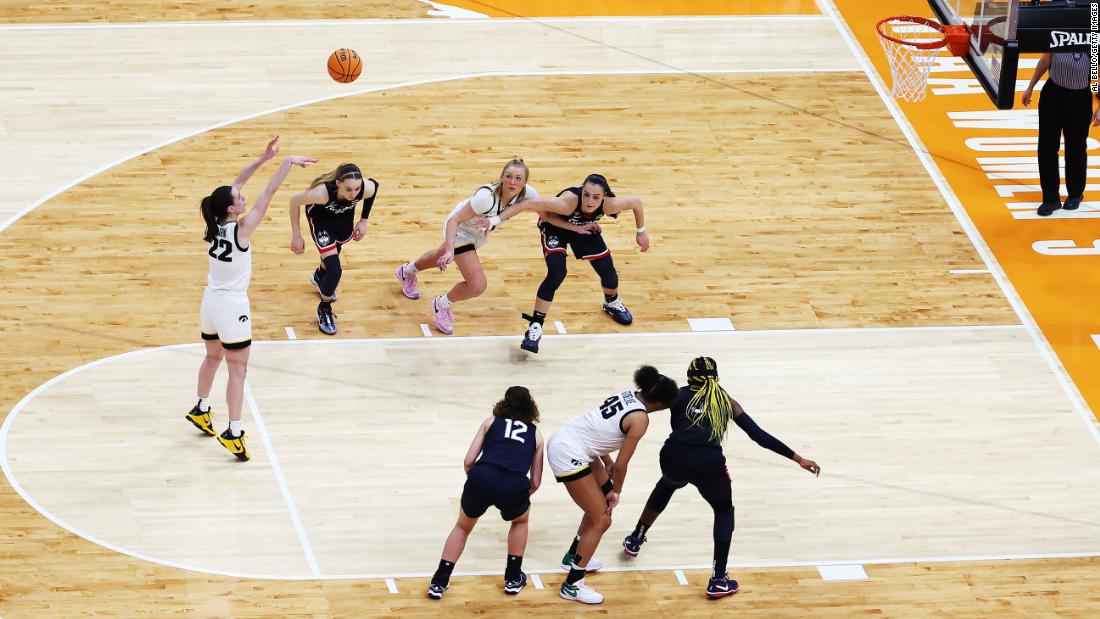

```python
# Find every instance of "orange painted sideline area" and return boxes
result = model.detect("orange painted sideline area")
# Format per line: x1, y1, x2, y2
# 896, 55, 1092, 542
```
439, 0, 819, 17
835, 0, 1100, 423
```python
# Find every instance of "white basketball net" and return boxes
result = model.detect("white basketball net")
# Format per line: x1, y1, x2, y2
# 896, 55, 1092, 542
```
877, 19, 946, 102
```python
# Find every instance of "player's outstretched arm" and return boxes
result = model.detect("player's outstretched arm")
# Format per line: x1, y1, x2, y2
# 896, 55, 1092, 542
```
731, 399, 820, 476
605, 196, 648, 251
238, 155, 317, 240
232, 136, 280, 191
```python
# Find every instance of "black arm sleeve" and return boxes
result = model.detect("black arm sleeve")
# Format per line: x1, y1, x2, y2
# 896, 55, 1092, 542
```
733, 411, 795, 460
359, 179, 379, 220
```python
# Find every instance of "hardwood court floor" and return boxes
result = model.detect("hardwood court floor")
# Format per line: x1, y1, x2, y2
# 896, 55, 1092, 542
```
0, 0, 431, 22
0, 8, 1095, 618
4, 69, 1078, 617
6, 328, 1098, 579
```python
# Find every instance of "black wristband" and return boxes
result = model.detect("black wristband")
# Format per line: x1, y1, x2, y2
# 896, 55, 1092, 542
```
601, 479, 614, 495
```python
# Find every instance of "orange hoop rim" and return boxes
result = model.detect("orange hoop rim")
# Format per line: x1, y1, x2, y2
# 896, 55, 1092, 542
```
876, 15, 947, 50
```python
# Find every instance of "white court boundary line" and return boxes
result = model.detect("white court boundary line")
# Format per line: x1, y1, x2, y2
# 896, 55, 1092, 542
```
816, 0, 1100, 448
0, 66, 857, 236
0, 14, 831, 31
243, 382, 322, 577
9, 324, 1100, 582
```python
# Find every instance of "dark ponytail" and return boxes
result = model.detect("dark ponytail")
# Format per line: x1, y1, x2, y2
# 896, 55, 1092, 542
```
492, 385, 540, 424
201, 185, 234, 242
582, 173, 615, 198
633, 365, 678, 409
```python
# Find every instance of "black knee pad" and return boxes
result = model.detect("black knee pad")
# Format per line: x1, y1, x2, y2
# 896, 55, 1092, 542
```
590, 255, 618, 290
320, 254, 342, 298
537, 254, 568, 302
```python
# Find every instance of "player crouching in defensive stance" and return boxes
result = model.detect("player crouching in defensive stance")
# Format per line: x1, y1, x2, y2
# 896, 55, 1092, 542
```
427, 386, 545, 599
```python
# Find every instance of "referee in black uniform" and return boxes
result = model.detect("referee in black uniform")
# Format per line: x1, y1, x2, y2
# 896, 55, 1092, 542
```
1022, 51, 1100, 216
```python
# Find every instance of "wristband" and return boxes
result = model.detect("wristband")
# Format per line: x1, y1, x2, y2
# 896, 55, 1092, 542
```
636, 226, 646, 233
601, 479, 614, 495
489, 215, 502, 229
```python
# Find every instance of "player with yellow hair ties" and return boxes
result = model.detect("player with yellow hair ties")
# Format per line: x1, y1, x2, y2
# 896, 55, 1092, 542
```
620, 356, 821, 599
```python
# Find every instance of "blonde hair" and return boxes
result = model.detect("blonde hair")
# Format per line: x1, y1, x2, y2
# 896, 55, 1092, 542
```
686, 356, 735, 444
491, 158, 529, 202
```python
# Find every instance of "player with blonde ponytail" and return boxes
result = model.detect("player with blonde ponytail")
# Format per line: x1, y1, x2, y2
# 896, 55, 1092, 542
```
621, 356, 821, 599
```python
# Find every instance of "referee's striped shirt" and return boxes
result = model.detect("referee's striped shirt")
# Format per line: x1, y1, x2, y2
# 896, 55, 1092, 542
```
1049, 52, 1090, 90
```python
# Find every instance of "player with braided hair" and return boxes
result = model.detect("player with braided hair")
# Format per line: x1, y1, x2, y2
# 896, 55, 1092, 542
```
621, 357, 821, 599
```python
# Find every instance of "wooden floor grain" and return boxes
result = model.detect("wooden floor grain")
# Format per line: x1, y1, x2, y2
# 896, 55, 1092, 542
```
0, 7, 1096, 617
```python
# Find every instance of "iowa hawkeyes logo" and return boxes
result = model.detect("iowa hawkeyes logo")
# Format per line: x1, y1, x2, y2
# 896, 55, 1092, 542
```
238, 315, 249, 323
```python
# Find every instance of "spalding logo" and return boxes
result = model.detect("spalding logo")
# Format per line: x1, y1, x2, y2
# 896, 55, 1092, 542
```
1049, 31, 1093, 48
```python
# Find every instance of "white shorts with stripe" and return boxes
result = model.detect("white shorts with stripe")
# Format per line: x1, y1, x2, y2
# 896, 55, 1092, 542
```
441, 206, 489, 253
200, 288, 252, 349
547, 427, 596, 481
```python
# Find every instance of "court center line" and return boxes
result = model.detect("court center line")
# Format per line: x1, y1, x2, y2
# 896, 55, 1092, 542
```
816, 0, 1100, 448
243, 381, 322, 577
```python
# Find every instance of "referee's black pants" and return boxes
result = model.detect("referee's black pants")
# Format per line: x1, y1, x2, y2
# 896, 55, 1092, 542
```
1037, 81, 1093, 204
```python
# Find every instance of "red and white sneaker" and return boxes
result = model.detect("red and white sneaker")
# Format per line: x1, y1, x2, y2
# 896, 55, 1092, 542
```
432, 296, 455, 334
396, 263, 420, 299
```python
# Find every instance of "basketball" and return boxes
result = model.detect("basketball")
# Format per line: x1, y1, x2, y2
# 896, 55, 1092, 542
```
327, 48, 362, 84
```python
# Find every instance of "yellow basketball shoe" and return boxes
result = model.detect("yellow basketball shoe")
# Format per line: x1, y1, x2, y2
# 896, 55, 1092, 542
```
217, 429, 250, 461
185, 404, 215, 436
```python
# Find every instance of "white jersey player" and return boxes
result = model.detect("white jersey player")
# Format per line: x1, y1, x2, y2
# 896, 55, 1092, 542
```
185, 136, 317, 462
546, 366, 679, 605
395, 159, 539, 335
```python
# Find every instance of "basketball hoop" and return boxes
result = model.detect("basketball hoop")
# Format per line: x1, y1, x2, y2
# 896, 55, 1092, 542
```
877, 16, 970, 102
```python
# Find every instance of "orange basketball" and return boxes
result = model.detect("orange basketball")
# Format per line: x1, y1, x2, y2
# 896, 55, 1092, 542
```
327, 48, 362, 84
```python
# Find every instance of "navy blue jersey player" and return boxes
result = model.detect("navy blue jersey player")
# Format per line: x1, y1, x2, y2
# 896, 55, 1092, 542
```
288, 162, 379, 335
428, 386, 545, 600
495, 173, 651, 353
621, 357, 820, 599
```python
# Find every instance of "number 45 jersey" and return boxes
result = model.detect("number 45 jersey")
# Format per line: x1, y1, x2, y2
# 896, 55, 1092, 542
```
558, 390, 647, 461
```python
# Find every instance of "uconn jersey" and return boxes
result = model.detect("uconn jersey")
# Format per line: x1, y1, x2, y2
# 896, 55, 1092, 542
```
206, 221, 251, 293
547, 390, 646, 479
462, 416, 538, 521
305, 179, 377, 251
558, 186, 614, 226
539, 186, 615, 261
477, 416, 538, 475
201, 221, 253, 348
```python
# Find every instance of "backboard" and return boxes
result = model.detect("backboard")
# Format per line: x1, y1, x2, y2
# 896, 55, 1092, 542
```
926, 1, 1095, 109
